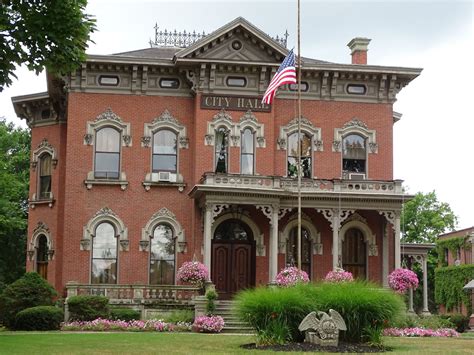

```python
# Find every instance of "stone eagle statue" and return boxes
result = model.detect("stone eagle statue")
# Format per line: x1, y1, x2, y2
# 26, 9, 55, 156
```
298, 309, 347, 347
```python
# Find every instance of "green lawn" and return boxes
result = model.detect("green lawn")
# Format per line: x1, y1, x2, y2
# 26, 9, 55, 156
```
0, 332, 473, 354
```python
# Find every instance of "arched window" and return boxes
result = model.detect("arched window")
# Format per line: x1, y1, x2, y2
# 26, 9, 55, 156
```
215, 127, 229, 173
241, 128, 255, 175
38, 154, 52, 199
91, 222, 118, 284
286, 227, 312, 279
153, 129, 177, 172
287, 132, 312, 178
342, 134, 366, 174
150, 224, 175, 285
36, 235, 49, 279
94, 127, 120, 179
342, 228, 366, 279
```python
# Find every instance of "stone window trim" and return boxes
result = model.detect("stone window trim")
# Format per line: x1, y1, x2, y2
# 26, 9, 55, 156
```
27, 221, 55, 261
277, 117, 323, 151
332, 117, 378, 154
279, 214, 323, 255
141, 110, 188, 190
140, 207, 187, 253
204, 109, 265, 148
83, 108, 131, 190
339, 214, 378, 257
81, 207, 129, 252
31, 139, 58, 170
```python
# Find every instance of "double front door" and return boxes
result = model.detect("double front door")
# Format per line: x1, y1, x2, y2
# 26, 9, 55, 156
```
211, 219, 255, 299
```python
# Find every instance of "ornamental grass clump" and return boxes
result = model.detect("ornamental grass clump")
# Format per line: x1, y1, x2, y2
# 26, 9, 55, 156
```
324, 268, 354, 283
192, 315, 225, 333
176, 261, 209, 287
275, 267, 309, 287
388, 268, 419, 294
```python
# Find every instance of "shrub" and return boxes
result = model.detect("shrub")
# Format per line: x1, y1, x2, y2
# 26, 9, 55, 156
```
67, 295, 109, 321
446, 314, 470, 333
192, 315, 224, 333
110, 308, 141, 321
324, 268, 354, 283
163, 309, 194, 324
275, 267, 309, 287
235, 281, 406, 345
388, 268, 419, 294
176, 261, 209, 287
205, 289, 218, 315
0, 272, 57, 328
14, 306, 63, 331
390, 314, 454, 330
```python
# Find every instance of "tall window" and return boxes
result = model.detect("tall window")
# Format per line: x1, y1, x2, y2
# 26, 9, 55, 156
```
215, 127, 229, 173
153, 129, 177, 172
286, 227, 312, 279
150, 224, 175, 285
241, 128, 255, 175
38, 154, 52, 199
287, 132, 312, 178
91, 222, 118, 284
94, 127, 120, 179
36, 235, 48, 279
342, 134, 366, 174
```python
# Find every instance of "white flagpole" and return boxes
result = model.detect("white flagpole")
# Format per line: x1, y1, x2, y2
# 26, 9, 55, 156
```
297, 0, 302, 270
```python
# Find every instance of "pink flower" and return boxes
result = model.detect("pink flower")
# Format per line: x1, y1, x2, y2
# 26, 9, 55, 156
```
324, 268, 354, 283
275, 267, 310, 287
61, 318, 173, 332
177, 261, 209, 287
388, 268, 419, 294
383, 327, 459, 337
193, 315, 225, 333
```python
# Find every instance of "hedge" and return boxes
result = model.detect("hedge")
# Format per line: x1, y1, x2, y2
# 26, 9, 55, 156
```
435, 265, 474, 314
67, 295, 109, 321
14, 306, 64, 331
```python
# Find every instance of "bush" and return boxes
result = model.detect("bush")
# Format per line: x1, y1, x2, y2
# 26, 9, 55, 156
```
390, 314, 454, 330
235, 281, 406, 345
205, 289, 218, 315
192, 315, 224, 333
163, 309, 194, 324
110, 308, 141, 321
14, 306, 64, 331
67, 295, 109, 321
0, 272, 57, 328
275, 267, 309, 287
446, 314, 470, 333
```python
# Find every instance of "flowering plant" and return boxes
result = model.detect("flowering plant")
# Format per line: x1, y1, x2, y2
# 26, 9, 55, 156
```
383, 327, 459, 337
177, 261, 209, 287
388, 268, 419, 294
275, 267, 309, 287
324, 268, 354, 283
192, 315, 225, 333
61, 318, 173, 332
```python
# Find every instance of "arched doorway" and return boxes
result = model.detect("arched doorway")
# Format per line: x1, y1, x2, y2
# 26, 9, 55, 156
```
212, 219, 255, 299
342, 228, 367, 279
286, 227, 312, 279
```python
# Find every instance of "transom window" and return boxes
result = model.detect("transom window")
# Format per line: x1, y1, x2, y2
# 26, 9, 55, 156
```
36, 235, 49, 280
287, 132, 312, 178
91, 222, 118, 284
38, 154, 52, 199
153, 129, 177, 172
342, 134, 366, 173
241, 128, 255, 175
286, 227, 312, 279
94, 127, 120, 179
150, 224, 175, 285
215, 127, 229, 173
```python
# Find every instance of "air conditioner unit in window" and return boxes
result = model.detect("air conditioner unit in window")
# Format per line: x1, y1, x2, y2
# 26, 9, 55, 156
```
348, 173, 366, 180
157, 172, 177, 182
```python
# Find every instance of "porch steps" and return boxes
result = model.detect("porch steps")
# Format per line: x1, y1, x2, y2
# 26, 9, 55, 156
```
214, 300, 254, 334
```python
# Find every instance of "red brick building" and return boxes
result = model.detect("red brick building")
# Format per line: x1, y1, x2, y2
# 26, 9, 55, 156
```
12, 17, 421, 300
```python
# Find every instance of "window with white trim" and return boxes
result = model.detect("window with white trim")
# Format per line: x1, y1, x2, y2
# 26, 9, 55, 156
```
153, 129, 177, 173
149, 224, 175, 285
241, 128, 255, 175
91, 222, 118, 284
342, 134, 367, 174
94, 127, 121, 179
38, 154, 52, 199
287, 132, 312, 178
215, 127, 229, 173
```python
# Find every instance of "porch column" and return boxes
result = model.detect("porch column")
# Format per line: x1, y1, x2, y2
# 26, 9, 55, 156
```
408, 288, 415, 313
270, 205, 279, 283
382, 222, 389, 287
332, 213, 340, 270
421, 255, 431, 315
394, 212, 401, 269
203, 203, 213, 271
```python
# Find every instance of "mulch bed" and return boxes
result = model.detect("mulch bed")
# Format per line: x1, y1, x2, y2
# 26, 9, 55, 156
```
241, 342, 390, 353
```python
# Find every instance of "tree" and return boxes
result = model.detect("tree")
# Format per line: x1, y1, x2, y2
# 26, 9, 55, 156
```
401, 191, 458, 244
0, 0, 96, 91
0, 118, 30, 286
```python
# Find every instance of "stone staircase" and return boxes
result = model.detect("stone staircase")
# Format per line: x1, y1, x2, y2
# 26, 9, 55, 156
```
214, 300, 254, 334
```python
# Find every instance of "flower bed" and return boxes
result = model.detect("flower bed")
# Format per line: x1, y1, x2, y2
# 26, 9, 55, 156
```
324, 268, 354, 283
177, 261, 209, 287
275, 267, 309, 287
61, 318, 173, 332
192, 315, 225, 333
383, 327, 459, 337
388, 268, 419, 294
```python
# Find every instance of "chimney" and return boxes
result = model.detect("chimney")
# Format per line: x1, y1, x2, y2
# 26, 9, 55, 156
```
347, 37, 371, 65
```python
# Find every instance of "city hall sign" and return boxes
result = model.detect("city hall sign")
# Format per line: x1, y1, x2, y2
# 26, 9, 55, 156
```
201, 95, 271, 112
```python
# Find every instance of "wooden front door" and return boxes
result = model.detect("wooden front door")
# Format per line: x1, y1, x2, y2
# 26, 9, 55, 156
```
212, 219, 255, 299
342, 228, 367, 279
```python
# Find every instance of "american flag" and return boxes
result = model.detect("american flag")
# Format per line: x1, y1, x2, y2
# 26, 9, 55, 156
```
262, 49, 297, 105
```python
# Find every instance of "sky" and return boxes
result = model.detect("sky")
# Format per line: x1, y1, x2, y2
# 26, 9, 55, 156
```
1, 0, 473, 229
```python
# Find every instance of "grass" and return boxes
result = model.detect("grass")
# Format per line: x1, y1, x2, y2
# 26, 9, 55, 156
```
0, 332, 473, 354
